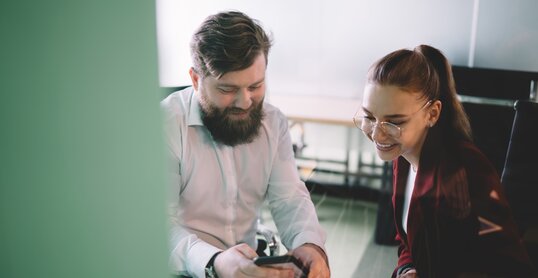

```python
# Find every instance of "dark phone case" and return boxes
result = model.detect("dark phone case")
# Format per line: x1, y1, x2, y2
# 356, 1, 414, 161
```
253, 255, 308, 277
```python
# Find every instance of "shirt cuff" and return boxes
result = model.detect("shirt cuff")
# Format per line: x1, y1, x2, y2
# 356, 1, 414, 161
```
291, 230, 327, 254
186, 240, 222, 278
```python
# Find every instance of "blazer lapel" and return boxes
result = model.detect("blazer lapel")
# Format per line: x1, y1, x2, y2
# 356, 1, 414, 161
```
393, 128, 442, 251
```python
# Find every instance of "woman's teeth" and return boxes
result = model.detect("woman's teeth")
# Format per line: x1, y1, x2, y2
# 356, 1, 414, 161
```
376, 142, 394, 148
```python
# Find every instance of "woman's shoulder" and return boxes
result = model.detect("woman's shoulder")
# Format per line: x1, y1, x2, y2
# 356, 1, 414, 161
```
457, 141, 497, 172
454, 140, 502, 193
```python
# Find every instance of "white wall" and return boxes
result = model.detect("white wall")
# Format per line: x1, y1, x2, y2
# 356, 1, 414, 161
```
474, 0, 538, 71
156, 0, 538, 99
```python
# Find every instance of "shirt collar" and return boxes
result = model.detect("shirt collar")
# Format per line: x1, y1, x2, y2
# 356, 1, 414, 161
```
188, 89, 204, 126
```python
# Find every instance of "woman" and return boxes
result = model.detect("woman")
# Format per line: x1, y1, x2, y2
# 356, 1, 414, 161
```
354, 45, 535, 277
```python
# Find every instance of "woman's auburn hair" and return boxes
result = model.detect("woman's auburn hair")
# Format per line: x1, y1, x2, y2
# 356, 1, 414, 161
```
368, 44, 472, 142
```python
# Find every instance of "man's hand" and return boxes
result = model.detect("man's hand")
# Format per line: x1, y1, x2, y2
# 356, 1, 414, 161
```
290, 243, 330, 278
214, 243, 294, 278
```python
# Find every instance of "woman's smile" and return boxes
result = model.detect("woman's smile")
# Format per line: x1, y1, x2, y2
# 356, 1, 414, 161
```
375, 141, 398, 152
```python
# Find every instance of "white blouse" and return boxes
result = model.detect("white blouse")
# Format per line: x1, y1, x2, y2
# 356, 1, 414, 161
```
402, 166, 417, 234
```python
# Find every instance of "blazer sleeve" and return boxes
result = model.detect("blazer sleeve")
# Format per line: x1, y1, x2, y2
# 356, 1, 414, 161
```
393, 233, 413, 277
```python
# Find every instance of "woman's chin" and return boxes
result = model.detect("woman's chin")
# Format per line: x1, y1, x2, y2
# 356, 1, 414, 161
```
376, 147, 399, 161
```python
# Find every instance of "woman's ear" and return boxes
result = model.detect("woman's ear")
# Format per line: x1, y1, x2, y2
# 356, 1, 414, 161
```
429, 100, 442, 126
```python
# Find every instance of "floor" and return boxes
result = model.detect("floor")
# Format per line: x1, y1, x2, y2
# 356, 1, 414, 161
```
260, 192, 398, 278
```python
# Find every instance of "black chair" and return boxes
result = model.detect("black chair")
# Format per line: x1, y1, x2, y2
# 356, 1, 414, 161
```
462, 101, 515, 175
452, 66, 538, 101
501, 100, 538, 268
374, 162, 397, 245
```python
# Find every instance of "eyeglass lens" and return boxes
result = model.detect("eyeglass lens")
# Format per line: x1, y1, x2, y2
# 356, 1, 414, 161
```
355, 117, 401, 137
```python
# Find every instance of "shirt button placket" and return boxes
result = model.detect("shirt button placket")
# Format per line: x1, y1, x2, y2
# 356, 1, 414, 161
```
222, 146, 237, 243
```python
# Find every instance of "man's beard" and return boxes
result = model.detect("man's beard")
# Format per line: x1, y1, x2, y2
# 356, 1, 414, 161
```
200, 99, 265, 147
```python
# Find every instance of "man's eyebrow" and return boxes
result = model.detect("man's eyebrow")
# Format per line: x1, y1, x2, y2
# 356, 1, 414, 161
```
216, 83, 239, 88
216, 78, 265, 88
249, 78, 265, 86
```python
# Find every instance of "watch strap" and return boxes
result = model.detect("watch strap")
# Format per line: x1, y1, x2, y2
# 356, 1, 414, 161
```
205, 251, 222, 278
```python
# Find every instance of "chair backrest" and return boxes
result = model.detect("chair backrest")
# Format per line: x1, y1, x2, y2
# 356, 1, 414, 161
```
452, 65, 538, 100
501, 100, 538, 233
462, 101, 515, 174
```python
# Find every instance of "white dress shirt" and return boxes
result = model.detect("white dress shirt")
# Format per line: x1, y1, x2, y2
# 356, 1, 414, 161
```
161, 87, 326, 277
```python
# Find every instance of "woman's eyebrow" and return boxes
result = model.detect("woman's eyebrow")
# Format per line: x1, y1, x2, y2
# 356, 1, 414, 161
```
384, 113, 407, 119
362, 107, 407, 119
362, 107, 373, 115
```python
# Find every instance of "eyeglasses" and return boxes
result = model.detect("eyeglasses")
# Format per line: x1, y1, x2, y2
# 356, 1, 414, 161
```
353, 100, 432, 138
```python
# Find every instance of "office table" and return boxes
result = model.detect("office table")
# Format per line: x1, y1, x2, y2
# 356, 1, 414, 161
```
267, 94, 390, 188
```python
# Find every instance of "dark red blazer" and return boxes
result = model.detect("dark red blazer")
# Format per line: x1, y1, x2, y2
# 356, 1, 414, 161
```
391, 129, 536, 277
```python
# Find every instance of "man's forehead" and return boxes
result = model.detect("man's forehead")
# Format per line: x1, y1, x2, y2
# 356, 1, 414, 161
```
210, 54, 267, 86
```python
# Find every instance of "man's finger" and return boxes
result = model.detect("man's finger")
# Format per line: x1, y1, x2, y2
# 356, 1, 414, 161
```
235, 243, 259, 259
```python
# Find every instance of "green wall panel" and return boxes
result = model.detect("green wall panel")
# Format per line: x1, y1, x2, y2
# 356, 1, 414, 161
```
1, 1, 169, 277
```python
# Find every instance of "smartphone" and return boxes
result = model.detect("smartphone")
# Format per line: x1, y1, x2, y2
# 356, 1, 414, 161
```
253, 255, 307, 277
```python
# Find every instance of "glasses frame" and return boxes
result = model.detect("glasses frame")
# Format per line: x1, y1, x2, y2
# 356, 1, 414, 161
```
353, 100, 433, 138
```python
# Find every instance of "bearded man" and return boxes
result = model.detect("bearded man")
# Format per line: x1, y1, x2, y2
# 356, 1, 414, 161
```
161, 11, 330, 278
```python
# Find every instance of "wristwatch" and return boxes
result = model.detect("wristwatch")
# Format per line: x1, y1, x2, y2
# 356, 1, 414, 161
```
205, 251, 222, 278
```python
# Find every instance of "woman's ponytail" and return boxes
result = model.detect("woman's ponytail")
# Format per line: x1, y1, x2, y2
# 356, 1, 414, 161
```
415, 45, 472, 142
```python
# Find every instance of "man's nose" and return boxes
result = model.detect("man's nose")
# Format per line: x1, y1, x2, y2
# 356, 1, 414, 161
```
234, 88, 252, 110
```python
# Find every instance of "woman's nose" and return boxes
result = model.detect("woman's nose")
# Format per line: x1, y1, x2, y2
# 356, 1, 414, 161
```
371, 123, 388, 141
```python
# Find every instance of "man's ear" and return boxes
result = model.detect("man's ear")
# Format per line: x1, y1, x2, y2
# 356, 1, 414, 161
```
189, 67, 200, 91
429, 100, 442, 125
